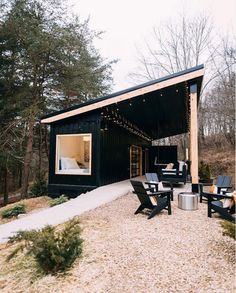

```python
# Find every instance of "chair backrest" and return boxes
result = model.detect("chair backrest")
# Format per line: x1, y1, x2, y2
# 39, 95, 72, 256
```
222, 176, 232, 187
130, 180, 153, 206
145, 173, 159, 182
216, 176, 224, 186
216, 175, 232, 187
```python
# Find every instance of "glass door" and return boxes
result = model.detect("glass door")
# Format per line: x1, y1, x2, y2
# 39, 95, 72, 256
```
130, 145, 142, 178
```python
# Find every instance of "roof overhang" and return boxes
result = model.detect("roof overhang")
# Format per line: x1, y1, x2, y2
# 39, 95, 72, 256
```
41, 65, 204, 125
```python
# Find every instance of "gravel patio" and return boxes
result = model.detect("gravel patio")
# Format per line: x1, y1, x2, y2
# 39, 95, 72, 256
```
0, 182, 235, 293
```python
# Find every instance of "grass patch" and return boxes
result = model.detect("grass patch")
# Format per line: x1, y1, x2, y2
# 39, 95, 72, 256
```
221, 220, 236, 240
49, 195, 68, 207
0, 196, 50, 224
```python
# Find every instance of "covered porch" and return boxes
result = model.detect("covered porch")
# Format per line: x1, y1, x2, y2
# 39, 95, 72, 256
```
41, 65, 204, 195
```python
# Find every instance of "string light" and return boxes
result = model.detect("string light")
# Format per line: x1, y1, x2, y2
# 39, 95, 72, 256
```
101, 108, 152, 142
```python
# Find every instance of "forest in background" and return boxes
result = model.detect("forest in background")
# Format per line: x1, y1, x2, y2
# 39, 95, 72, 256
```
0, 0, 235, 205
0, 0, 114, 204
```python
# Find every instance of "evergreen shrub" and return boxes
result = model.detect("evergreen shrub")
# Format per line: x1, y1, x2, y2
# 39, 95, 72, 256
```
7, 218, 83, 274
49, 195, 68, 207
1, 204, 26, 218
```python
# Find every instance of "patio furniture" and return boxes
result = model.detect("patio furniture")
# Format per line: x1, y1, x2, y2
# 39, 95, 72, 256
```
215, 175, 232, 194
178, 192, 199, 211
206, 192, 235, 222
159, 162, 187, 185
145, 173, 174, 201
199, 175, 232, 203
145, 173, 159, 191
130, 180, 172, 219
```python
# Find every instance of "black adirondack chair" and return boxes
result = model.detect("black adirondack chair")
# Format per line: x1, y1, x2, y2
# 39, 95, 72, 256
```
206, 192, 235, 223
145, 173, 174, 201
200, 175, 232, 203
130, 180, 171, 219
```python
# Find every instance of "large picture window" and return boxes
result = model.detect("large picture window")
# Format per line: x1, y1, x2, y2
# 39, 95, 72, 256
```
56, 134, 92, 175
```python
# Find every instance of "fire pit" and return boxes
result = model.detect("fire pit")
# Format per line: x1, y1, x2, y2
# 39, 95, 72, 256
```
178, 192, 199, 211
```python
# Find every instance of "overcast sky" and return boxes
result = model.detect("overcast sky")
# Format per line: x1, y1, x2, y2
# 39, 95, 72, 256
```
69, 0, 235, 92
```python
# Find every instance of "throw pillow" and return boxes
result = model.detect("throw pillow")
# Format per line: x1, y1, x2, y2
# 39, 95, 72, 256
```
149, 196, 157, 206
165, 163, 174, 170
209, 184, 217, 193
229, 192, 236, 209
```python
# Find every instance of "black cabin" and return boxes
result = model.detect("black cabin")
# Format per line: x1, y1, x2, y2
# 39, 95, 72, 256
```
41, 65, 204, 197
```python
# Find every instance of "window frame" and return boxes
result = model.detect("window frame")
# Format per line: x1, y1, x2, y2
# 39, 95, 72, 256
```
55, 133, 92, 176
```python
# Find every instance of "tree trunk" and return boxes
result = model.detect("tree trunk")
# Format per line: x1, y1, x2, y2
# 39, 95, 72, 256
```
18, 165, 22, 188
43, 124, 49, 161
3, 165, 9, 206
21, 114, 35, 198
38, 123, 42, 175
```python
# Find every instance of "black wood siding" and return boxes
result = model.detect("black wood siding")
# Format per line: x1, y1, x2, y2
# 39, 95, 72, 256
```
100, 121, 150, 185
48, 112, 101, 195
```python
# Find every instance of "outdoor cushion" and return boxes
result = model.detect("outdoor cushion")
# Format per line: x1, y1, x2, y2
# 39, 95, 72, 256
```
149, 196, 158, 206
221, 198, 232, 208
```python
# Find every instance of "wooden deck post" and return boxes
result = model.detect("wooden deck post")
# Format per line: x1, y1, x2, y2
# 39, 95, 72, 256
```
190, 84, 199, 184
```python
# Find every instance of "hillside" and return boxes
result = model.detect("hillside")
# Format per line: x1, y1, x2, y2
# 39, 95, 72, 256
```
199, 146, 235, 187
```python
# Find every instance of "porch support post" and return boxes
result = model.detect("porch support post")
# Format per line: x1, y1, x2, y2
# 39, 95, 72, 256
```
190, 84, 199, 184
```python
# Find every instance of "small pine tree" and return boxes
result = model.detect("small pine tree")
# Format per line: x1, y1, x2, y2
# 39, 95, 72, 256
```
199, 161, 211, 180
7, 218, 83, 274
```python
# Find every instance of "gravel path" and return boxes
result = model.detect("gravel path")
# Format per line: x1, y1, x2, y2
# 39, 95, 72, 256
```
0, 186, 234, 293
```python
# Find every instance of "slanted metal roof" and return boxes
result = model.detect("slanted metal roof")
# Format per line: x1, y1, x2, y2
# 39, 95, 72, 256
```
41, 65, 204, 125
41, 65, 204, 140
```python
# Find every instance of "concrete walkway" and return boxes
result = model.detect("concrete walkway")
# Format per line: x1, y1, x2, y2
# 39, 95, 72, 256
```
0, 179, 133, 244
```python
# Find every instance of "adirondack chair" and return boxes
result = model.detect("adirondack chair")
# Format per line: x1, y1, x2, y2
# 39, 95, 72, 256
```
130, 180, 171, 219
145, 173, 174, 200
200, 175, 232, 203
206, 192, 235, 223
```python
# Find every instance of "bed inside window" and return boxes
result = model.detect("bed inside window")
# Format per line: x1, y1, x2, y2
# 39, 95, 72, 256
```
55, 134, 92, 175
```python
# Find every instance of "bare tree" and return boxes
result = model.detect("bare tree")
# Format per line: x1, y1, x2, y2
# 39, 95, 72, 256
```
130, 14, 235, 151
130, 14, 214, 83
201, 37, 236, 146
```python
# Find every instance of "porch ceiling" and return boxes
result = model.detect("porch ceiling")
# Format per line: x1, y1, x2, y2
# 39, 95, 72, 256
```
104, 76, 203, 140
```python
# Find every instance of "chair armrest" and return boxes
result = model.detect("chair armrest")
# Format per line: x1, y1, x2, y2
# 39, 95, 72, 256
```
145, 187, 155, 193
205, 192, 233, 201
149, 190, 171, 200
218, 186, 232, 193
